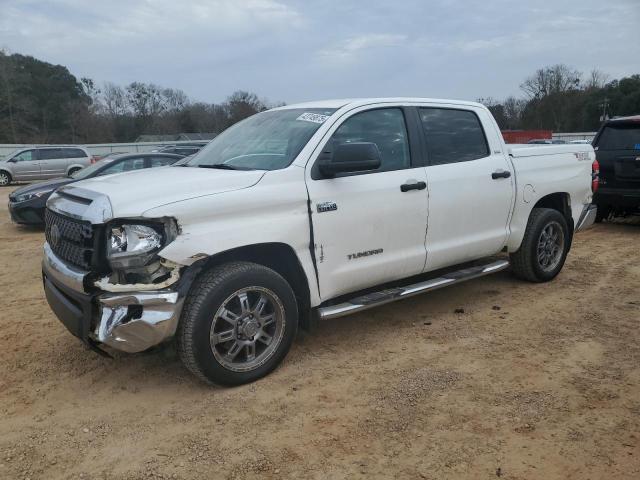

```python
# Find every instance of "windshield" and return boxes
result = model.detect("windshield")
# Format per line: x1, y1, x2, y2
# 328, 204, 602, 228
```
185, 108, 336, 170
597, 124, 640, 150
71, 158, 114, 179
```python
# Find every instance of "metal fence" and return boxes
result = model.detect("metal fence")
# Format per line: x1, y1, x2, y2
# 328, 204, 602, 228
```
551, 132, 597, 142
1, 132, 599, 159
0, 140, 208, 159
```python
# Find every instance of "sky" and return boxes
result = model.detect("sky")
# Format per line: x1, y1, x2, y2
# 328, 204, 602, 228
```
1, 0, 639, 105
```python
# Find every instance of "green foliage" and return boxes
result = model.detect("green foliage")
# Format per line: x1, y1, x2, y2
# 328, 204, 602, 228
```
0, 51, 90, 143
0, 51, 274, 144
1, 52, 638, 143
481, 65, 640, 132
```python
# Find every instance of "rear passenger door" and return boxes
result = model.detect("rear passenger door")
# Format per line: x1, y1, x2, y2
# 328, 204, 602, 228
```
38, 148, 68, 178
419, 106, 514, 272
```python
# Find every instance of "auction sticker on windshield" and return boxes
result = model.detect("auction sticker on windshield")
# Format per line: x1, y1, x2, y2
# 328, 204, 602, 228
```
297, 112, 330, 124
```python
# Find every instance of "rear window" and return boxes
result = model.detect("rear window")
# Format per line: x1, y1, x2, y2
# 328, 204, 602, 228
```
596, 124, 640, 151
63, 148, 87, 158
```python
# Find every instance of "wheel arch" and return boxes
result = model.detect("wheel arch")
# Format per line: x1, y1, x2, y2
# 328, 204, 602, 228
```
66, 164, 84, 175
190, 242, 313, 329
532, 192, 573, 232
508, 191, 574, 253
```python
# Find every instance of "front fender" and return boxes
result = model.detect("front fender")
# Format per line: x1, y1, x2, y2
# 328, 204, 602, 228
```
145, 167, 321, 306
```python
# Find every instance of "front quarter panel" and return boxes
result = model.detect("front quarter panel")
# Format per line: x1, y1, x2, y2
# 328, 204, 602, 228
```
143, 166, 320, 305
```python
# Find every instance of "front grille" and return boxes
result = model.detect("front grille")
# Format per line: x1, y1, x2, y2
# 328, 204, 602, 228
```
45, 209, 94, 269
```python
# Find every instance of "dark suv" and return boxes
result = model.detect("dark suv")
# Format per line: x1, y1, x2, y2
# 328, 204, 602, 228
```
592, 115, 640, 220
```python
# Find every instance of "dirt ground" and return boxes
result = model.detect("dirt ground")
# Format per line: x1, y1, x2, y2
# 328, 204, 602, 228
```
0, 185, 639, 480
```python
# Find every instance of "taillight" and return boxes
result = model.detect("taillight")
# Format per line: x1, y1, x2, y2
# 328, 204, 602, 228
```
591, 158, 599, 193
90, 155, 100, 164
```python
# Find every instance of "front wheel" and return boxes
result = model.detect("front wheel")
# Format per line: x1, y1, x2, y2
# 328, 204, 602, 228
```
177, 261, 298, 385
510, 208, 570, 283
0, 170, 11, 186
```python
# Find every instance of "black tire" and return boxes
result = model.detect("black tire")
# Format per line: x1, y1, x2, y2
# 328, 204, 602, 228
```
510, 208, 570, 283
177, 261, 298, 386
594, 204, 610, 223
68, 167, 81, 177
0, 170, 11, 186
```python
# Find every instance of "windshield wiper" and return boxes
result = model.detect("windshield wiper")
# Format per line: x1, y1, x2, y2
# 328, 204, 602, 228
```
197, 164, 251, 171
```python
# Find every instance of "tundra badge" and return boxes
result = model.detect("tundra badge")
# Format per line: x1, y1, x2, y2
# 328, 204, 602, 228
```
317, 202, 338, 213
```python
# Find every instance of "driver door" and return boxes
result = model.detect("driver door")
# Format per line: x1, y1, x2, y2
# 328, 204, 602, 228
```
306, 107, 429, 301
11, 149, 40, 180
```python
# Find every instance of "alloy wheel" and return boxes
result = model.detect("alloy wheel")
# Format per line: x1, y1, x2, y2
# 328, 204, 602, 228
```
209, 286, 285, 372
537, 221, 564, 272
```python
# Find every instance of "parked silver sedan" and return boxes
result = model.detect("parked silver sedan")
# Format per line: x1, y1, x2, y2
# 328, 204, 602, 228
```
0, 146, 92, 186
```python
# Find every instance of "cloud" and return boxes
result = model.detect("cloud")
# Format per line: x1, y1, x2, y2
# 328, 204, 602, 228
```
318, 34, 408, 61
0, 0, 638, 103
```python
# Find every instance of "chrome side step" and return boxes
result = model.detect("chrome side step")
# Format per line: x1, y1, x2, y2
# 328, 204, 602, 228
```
317, 259, 510, 320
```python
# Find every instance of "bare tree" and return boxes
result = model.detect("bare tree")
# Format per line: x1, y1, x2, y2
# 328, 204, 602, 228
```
226, 90, 267, 125
503, 96, 525, 130
520, 64, 582, 98
584, 69, 609, 90
102, 82, 127, 117
163, 88, 189, 112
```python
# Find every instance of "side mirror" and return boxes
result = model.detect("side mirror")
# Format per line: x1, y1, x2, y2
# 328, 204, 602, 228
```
318, 142, 382, 177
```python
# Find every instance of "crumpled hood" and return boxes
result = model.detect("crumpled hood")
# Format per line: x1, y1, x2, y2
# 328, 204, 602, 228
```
65, 166, 265, 218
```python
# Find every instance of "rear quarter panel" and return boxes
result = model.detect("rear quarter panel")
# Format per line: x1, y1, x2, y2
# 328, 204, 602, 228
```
507, 146, 594, 251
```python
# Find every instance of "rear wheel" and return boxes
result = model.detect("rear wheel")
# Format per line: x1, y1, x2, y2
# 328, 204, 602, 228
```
177, 261, 298, 385
0, 170, 11, 186
594, 204, 610, 223
67, 167, 81, 177
510, 208, 570, 283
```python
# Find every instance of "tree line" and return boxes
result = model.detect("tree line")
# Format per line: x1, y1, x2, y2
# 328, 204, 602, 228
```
478, 64, 640, 132
1, 50, 639, 144
0, 51, 276, 144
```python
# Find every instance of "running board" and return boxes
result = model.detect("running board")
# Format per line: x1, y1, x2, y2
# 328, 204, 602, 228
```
317, 259, 510, 320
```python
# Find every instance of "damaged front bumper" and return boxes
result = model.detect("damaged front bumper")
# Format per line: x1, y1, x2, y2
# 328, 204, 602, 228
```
43, 242, 185, 353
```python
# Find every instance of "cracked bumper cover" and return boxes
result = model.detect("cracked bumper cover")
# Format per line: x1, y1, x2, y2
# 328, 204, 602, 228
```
43, 242, 185, 353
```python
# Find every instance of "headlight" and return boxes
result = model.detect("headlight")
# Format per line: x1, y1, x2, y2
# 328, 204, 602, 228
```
109, 224, 162, 255
107, 221, 175, 269
14, 190, 50, 203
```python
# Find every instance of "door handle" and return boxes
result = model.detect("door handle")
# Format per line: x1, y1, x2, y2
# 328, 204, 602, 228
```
400, 181, 427, 192
491, 170, 511, 179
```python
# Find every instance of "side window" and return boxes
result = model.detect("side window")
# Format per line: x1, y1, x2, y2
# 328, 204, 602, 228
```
176, 148, 198, 156
63, 148, 86, 158
98, 158, 145, 176
12, 150, 35, 162
149, 156, 176, 167
328, 108, 411, 173
418, 108, 489, 165
38, 148, 64, 160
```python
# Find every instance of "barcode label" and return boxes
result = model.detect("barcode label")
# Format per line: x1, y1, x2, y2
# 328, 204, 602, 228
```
297, 112, 330, 124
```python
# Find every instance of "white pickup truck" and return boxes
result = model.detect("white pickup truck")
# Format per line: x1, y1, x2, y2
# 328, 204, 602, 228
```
42, 98, 598, 385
